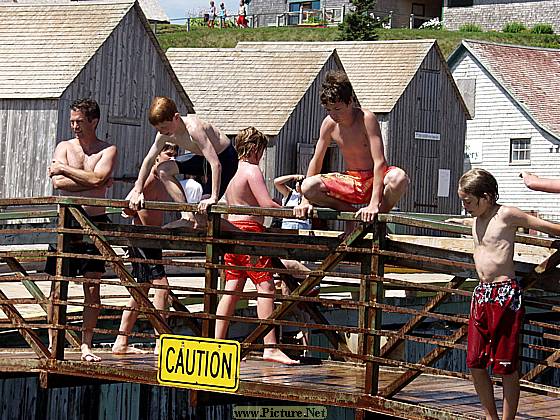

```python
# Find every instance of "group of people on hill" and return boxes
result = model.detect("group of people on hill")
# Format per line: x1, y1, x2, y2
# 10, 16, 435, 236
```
46, 70, 560, 420
207, 0, 248, 28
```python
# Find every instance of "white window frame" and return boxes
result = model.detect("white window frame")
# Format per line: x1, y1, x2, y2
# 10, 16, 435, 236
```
509, 138, 531, 165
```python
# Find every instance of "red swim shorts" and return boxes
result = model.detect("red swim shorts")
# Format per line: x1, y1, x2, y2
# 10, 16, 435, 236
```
320, 166, 398, 205
467, 279, 524, 375
224, 220, 273, 284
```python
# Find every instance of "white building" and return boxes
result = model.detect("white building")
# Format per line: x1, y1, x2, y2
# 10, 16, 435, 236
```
449, 40, 560, 219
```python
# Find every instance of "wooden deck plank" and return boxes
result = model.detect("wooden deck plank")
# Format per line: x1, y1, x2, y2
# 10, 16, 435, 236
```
0, 350, 559, 419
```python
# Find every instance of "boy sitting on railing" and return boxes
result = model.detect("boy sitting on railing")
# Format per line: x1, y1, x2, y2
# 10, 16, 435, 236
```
294, 71, 409, 230
450, 168, 560, 420
215, 127, 299, 365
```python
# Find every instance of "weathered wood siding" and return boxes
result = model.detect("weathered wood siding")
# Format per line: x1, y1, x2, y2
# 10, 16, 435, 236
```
389, 46, 466, 216
272, 54, 344, 196
0, 99, 58, 198
58, 6, 191, 201
451, 53, 560, 219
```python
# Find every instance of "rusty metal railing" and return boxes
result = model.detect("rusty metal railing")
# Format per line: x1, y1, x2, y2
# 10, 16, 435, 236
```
1, 196, 560, 414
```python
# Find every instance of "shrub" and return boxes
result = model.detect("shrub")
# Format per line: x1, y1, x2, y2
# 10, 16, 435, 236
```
503, 22, 526, 33
531, 23, 554, 34
338, 0, 382, 41
420, 17, 442, 30
459, 23, 482, 32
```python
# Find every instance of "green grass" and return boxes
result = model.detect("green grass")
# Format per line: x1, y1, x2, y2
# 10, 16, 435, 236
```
156, 24, 560, 57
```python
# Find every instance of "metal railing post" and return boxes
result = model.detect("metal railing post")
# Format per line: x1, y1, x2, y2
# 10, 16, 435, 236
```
202, 211, 220, 337
49, 204, 71, 361
359, 220, 385, 396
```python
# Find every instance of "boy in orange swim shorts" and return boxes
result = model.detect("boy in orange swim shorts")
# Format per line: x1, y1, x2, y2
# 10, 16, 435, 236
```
215, 127, 298, 365
293, 71, 409, 224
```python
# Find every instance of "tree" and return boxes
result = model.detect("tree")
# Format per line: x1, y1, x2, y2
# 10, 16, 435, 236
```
338, 0, 382, 41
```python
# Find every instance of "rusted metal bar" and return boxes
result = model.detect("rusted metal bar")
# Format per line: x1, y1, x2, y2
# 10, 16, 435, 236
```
381, 276, 467, 358
202, 212, 220, 338
1, 256, 81, 347
49, 205, 71, 361
0, 288, 50, 359
523, 347, 560, 381
240, 223, 369, 358
271, 257, 352, 361
168, 291, 202, 336
363, 222, 384, 396
67, 206, 171, 336
380, 325, 469, 398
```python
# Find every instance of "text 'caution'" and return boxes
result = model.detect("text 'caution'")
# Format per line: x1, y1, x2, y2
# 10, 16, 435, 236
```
158, 335, 240, 392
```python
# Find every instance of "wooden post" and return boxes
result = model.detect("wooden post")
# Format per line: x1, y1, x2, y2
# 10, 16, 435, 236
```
202, 212, 220, 338
49, 205, 71, 361
361, 220, 385, 396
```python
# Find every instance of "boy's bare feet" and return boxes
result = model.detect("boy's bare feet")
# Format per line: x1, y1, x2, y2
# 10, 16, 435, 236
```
81, 344, 101, 362
112, 344, 150, 355
263, 348, 300, 365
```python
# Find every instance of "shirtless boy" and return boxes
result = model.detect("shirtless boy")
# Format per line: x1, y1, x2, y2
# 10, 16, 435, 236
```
454, 168, 560, 420
47, 98, 118, 362
215, 127, 298, 365
128, 97, 237, 227
112, 143, 178, 355
294, 71, 409, 224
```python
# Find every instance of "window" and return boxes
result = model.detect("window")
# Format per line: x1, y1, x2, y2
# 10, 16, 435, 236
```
510, 138, 531, 164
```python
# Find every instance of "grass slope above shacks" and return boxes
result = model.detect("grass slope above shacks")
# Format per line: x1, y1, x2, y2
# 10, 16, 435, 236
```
156, 25, 560, 58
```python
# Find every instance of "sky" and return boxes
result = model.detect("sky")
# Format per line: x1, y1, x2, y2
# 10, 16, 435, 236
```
160, 0, 241, 23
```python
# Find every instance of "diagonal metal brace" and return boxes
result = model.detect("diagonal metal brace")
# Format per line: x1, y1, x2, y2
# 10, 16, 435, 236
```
1, 256, 81, 348
68, 207, 171, 335
240, 223, 371, 358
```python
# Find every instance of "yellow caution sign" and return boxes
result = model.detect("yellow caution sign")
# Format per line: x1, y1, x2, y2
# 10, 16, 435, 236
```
158, 334, 240, 392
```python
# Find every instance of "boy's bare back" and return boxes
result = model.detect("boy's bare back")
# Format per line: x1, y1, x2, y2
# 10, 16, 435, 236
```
156, 115, 230, 156
225, 161, 266, 224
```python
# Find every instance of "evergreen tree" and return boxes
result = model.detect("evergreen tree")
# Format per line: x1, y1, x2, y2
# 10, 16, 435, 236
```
338, 0, 381, 41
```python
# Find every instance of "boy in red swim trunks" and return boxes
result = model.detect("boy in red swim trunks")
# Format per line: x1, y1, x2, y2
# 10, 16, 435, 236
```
451, 168, 560, 420
215, 127, 299, 365
294, 71, 409, 223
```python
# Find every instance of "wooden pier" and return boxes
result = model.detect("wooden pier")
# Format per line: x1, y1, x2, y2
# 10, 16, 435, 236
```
1, 196, 560, 419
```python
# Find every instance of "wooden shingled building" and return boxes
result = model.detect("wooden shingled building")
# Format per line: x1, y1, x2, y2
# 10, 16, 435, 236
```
0, 1, 192, 199
166, 48, 345, 192
238, 41, 471, 216
0, 0, 170, 23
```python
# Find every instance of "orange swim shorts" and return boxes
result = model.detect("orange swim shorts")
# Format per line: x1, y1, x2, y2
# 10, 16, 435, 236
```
320, 167, 398, 205
224, 220, 273, 284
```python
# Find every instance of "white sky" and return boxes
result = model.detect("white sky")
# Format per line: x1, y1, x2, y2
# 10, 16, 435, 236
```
160, 0, 242, 22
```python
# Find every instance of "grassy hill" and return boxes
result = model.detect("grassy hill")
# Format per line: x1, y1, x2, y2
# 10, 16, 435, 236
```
156, 24, 560, 57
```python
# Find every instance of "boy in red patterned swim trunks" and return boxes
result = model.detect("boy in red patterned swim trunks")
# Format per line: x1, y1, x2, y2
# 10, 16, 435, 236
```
449, 168, 560, 420
294, 71, 409, 225
215, 127, 299, 365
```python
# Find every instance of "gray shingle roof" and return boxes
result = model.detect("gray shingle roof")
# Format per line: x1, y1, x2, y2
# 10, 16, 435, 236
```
0, 0, 168, 23
237, 41, 436, 113
166, 48, 340, 135
0, 2, 134, 98
450, 40, 560, 140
